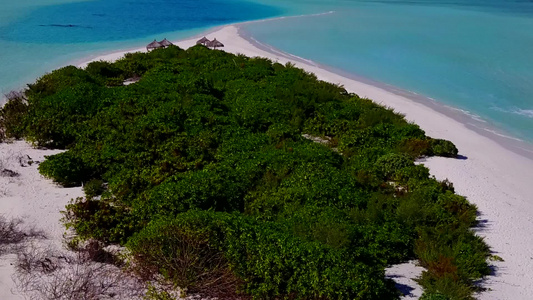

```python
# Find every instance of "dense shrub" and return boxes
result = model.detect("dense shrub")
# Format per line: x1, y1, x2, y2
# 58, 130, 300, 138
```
63, 197, 135, 243
127, 215, 240, 298
39, 151, 94, 187
2, 45, 489, 299
85, 60, 124, 82
429, 139, 459, 158
397, 138, 431, 158
128, 211, 400, 299
83, 179, 105, 199
375, 153, 413, 179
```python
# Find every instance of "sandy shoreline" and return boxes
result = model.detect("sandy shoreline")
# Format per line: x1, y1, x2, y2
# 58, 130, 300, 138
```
1, 23, 532, 299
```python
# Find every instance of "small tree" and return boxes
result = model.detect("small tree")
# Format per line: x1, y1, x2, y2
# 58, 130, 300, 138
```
0, 91, 29, 140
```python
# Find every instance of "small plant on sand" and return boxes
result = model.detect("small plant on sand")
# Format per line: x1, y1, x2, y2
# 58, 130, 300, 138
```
0, 216, 44, 255
13, 244, 146, 300
83, 179, 105, 199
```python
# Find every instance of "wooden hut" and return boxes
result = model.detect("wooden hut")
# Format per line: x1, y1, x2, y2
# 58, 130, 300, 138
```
146, 39, 162, 51
159, 38, 173, 48
207, 38, 224, 49
196, 36, 210, 45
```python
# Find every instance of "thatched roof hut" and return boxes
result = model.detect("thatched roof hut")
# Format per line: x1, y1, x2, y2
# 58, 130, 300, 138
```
147, 39, 162, 51
196, 36, 210, 45
160, 38, 173, 48
207, 38, 224, 49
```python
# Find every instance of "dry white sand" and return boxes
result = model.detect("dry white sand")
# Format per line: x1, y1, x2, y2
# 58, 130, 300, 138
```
1, 24, 532, 299
0, 141, 84, 299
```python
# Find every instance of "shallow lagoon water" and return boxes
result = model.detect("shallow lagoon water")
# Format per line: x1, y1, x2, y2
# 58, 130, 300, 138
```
245, 0, 533, 142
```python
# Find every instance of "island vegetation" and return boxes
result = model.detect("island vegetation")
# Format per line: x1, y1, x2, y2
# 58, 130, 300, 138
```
0, 45, 490, 299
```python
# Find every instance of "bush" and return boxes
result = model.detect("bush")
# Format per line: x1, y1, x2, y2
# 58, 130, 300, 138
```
429, 139, 458, 158
39, 152, 93, 187
420, 292, 452, 300
0, 91, 28, 140
83, 179, 105, 199
417, 272, 473, 300
85, 60, 123, 81
397, 138, 431, 158
375, 153, 413, 179
9, 46, 485, 298
63, 197, 135, 244
127, 215, 240, 298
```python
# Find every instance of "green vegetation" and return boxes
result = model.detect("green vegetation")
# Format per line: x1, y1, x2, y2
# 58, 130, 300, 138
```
0, 45, 489, 299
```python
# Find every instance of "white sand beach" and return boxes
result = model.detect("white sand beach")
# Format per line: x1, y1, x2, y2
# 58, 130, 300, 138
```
1, 24, 532, 299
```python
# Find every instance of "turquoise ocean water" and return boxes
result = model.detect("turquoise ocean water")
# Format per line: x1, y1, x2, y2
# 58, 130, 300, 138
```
0, 0, 281, 95
1, 0, 533, 143
245, 0, 533, 143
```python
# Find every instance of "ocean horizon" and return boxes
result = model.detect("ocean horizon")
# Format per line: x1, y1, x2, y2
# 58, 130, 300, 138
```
1, 0, 533, 145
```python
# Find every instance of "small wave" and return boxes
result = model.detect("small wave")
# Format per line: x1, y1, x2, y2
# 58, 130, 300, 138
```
491, 106, 533, 118
240, 10, 335, 26
467, 122, 524, 142
512, 108, 533, 118
444, 105, 487, 123
269, 10, 335, 20
481, 128, 524, 142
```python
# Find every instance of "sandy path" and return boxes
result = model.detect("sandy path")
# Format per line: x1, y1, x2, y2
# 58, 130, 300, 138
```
0, 141, 84, 299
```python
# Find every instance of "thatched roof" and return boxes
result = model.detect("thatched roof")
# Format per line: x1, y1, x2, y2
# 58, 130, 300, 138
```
146, 39, 162, 51
159, 38, 173, 47
196, 36, 210, 45
207, 38, 224, 49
